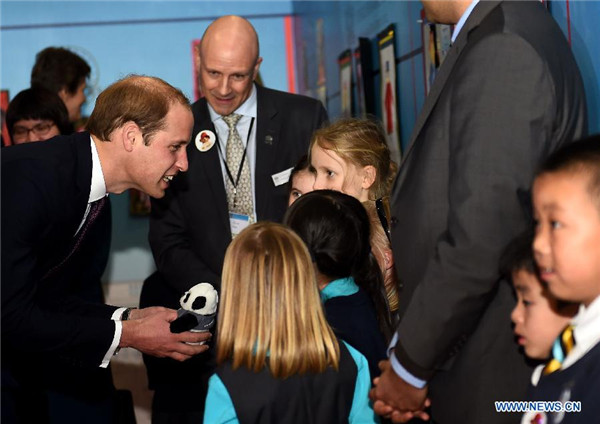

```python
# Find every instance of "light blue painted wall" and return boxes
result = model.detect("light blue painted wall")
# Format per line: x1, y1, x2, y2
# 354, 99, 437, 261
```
1, 0, 293, 283
292, 0, 600, 143
2, 0, 597, 284
292, 0, 424, 149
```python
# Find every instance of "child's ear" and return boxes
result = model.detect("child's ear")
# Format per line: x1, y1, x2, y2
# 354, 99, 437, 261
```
361, 165, 377, 190
383, 248, 394, 271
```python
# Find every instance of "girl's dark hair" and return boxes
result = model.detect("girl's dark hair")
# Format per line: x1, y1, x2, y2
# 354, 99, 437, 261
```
6, 87, 73, 138
284, 189, 394, 341
287, 154, 310, 195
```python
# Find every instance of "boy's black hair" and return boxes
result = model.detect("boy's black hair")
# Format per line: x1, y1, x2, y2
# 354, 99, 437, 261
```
501, 232, 576, 313
284, 189, 393, 341
6, 87, 73, 138
499, 230, 536, 280
538, 134, 600, 209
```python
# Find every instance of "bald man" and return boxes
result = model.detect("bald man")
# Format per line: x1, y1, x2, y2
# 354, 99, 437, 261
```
2, 75, 210, 422
141, 15, 328, 421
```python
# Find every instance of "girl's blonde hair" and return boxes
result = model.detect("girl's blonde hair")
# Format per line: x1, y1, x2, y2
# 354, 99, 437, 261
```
362, 199, 400, 313
309, 117, 398, 200
217, 222, 340, 378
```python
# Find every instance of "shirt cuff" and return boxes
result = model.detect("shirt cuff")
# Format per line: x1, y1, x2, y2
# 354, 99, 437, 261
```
112, 307, 128, 320
388, 333, 428, 389
100, 307, 127, 368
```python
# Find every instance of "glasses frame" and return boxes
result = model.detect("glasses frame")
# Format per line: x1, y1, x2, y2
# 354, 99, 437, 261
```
12, 122, 56, 141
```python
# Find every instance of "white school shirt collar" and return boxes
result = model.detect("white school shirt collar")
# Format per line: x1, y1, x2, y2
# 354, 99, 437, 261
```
562, 294, 600, 369
530, 294, 600, 386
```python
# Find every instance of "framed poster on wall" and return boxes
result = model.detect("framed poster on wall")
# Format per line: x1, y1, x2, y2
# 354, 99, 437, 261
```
354, 37, 375, 117
316, 18, 328, 109
377, 24, 402, 164
354, 47, 366, 117
338, 49, 353, 117
421, 9, 453, 95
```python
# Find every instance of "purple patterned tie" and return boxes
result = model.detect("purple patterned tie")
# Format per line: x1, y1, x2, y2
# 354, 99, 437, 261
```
43, 196, 107, 279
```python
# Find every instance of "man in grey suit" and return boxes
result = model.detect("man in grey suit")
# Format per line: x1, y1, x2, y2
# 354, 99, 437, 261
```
141, 15, 327, 422
371, 1, 587, 423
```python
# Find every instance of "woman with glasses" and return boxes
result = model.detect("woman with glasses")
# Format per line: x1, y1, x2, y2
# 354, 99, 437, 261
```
6, 87, 72, 145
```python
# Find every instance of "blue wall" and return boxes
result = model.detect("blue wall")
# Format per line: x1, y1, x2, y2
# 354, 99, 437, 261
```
292, 1, 425, 148
292, 0, 600, 147
1, 1, 293, 283
1, 0, 598, 284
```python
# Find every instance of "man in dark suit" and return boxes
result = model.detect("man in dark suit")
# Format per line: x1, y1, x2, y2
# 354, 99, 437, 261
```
370, 1, 587, 423
142, 15, 327, 422
5, 84, 118, 422
1, 75, 211, 422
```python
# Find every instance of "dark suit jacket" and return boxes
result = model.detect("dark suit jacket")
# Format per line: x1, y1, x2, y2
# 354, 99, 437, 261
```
389, 2, 587, 423
142, 85, 327, 392
1, 131, 118, 370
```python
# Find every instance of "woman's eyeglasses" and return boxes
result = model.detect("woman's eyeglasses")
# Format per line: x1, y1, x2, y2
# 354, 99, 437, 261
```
12, 122, 56, 142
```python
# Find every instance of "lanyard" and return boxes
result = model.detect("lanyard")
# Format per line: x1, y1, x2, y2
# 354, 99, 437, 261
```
216, 117, 255, 202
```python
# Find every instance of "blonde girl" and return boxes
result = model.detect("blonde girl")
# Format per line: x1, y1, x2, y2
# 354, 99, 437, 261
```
203, 222, 377, 424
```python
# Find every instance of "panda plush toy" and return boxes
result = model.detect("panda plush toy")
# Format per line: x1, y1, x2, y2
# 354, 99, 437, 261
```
170, 282, 218, 343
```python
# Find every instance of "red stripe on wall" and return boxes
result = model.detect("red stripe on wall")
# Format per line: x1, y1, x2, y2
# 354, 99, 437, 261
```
284, 16, 296, 93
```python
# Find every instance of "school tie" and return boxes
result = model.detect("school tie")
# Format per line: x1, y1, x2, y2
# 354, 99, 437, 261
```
223, 113, 253, 219
543, 324, 575, 375
43, 196, 107, 279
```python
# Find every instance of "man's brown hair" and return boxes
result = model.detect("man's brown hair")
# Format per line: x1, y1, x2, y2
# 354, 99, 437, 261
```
86, 75, 190, 144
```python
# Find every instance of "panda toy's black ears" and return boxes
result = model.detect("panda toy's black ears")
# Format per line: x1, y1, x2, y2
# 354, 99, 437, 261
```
170, 313, 199, 333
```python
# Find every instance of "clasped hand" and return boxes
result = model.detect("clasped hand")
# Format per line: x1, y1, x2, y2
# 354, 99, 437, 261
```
369, 359, 431, 423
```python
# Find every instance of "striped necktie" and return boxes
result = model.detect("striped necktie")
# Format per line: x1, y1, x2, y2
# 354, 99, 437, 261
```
222, 113, 253, 218
543, 324, 575, 375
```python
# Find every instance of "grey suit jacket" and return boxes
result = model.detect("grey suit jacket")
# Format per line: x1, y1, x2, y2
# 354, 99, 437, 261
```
390, 2, 587, 423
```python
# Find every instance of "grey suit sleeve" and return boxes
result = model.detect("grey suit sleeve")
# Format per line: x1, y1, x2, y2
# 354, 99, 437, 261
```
394, 33, 557, 379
